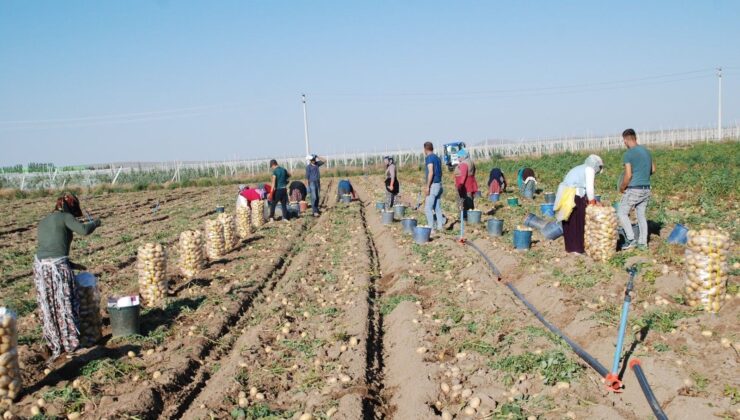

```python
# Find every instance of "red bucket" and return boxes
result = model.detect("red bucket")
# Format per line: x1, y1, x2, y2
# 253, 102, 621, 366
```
299, 201, 308, 212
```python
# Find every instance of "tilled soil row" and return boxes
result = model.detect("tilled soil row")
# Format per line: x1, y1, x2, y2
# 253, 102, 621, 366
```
6, 183, 334, 419
356, 177, 640, 419
360, 173, 739, 419
178, 197, 381, 419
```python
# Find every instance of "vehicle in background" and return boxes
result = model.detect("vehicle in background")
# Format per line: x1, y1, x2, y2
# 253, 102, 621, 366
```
442, 141, 467, 171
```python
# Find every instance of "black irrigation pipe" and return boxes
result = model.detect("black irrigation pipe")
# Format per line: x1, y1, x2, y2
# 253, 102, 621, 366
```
630, 360, 670, 420
462, 239, 669, 419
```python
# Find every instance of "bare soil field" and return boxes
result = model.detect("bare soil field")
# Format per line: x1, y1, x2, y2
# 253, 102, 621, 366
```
1, 143, 739, 420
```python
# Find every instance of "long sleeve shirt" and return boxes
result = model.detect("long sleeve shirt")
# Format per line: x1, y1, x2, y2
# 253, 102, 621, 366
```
36, 212, 97, 259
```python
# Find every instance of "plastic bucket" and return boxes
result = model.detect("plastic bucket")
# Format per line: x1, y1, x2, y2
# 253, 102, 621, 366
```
108, 305, 141, 338
375, 201, 385, 211
215, 206, 225, 214
524, 213, 549, 230
381, 211, 395, 225
299, 201, 308, 212
487, 219, 503, 236
667, 223, 689, 245
540, 203, 555, 218
393, 205, 407, 220
340, 194, 352, 204
595, 195, 602, 202
413, 226, 432, 244
544, 192, 556, 204
401, 218, 418, 234
489, 193, 500, 202
542, 222, 564, 240
513, 229, 533, 250
475, 191, 482, 198
467, 210, 482, 224
287, 202, 301, 217
522, 189, 535, 200
507, 197, 519, 207
618, 224, 640, 243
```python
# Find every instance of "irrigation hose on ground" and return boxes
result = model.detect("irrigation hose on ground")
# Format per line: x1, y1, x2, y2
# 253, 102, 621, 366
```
462, 239, 669, 419
630, 360, 669, 420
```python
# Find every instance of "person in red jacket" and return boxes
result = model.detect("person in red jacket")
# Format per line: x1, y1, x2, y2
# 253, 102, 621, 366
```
236, 184, 269, 208
454, 149, 479, 219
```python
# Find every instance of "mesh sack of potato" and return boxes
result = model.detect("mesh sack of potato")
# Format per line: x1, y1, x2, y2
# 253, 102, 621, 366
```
236, 205, 253, 239
179, 230, 205, 278
137, 243, 168, 306
0, 308, 21, 403
75, 273, 102, 347
251, 200, 265, 228
205, 219, 226, 260
684, 228, 731, 313
218, 213, 239, 251
585, 205, 618, 262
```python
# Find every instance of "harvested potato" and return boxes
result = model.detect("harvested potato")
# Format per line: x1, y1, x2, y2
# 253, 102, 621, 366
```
179, 230, 205, 279
205, 219, 226, 260
585, 206, 617, 262
137, 243, 168, 306
684, 229, 730, 313
0, 308, 21, 403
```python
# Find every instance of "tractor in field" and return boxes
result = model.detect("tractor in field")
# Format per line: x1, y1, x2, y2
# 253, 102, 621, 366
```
442, 141, 466, 171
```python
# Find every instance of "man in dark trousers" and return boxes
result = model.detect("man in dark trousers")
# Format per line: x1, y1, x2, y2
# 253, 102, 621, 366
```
269, 159, 291, 221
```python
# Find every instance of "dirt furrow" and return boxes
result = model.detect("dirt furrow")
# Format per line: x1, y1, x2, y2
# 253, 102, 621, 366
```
358, 195, 388, 419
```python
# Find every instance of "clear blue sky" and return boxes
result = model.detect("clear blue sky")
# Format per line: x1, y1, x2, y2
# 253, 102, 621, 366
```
1, 1, 738, 166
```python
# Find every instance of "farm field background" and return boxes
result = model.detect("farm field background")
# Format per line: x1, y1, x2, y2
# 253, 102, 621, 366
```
0, 141, 738, 419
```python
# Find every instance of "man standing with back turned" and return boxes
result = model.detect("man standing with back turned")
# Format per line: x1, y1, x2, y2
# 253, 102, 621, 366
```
305, 154, 325, 217
423, 142, 446, 231
618, 128, 655, 250
269, 159, 291, 221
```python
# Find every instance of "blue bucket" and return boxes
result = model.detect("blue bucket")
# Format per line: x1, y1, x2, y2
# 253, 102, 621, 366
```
215, 206, 225, 214
340, 194, 352, 204
544, 192, 556, 204
381, 211, 395, 225
513, 229, 533, 250
487, 219, 503, 236
595, 195, 602, 202
475, 191, 482, 198
401, 218, 418, 234
489, 193, 500, 202
540, 203, 555, 218
507, 197, 519, 207
287, 202, 301, 217
414, 226, 432, 244
393, 205, 407, 220
524, 213, 549, 230
667, 224, 689, 245
542, 222, 563, 240
467, 210, 482, 224
376, 201, 385, 211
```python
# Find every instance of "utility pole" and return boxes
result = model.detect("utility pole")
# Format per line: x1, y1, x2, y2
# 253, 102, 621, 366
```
302, 94, 310, 156
717, 67, 723, 141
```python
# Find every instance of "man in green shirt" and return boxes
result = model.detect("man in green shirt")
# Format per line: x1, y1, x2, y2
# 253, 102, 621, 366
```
618, 128, 656, 250
269, 159, 291, 221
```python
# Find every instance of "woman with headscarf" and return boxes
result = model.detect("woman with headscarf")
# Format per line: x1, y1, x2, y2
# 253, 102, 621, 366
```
34, 193, 100, 360
236, 185, 267, 209
383, 156, 399, 209
487, 168, 507, 194
454, 149, 479, 218
554, 155, 604, 254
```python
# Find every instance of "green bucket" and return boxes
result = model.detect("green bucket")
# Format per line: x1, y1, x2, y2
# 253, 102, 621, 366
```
108, 303, 141, 338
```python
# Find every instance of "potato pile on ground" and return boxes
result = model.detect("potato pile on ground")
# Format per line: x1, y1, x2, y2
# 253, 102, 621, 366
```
236, 205, 252, 239
251, 200, 265, 228
205, 219, 226, 260
684, 228, 731, 313
137, 243, 168, 306
0, 308, 21, 404
75, 279, 102, 347
179, 230, 205, 278
585, 205, 617, 261
218, 213, 239, 251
